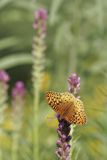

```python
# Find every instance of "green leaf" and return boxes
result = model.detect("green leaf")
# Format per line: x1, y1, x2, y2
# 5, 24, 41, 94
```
0, 37, 19, 50
0, 54, 32, 69
49, 0, 64, 24
0, 0, 13, 9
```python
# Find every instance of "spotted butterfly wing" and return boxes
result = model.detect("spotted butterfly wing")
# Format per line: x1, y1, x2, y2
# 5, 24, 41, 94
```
64, 98, 87, 125
45, 91, 87, 125
45, 91, 75, 117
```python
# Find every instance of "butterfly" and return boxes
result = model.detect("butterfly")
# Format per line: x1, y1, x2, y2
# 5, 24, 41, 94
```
45, 91, 87, 125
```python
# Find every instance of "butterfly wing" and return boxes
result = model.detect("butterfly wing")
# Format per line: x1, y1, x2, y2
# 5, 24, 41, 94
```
64, 98, 87, 125
74, 98, 87, 125
45, 91, 75, 117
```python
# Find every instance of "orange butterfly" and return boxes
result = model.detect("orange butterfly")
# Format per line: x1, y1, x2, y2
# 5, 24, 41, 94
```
45, 91, 87, 125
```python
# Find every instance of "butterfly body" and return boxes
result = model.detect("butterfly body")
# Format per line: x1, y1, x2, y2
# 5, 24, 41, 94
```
45, 91, 87, 125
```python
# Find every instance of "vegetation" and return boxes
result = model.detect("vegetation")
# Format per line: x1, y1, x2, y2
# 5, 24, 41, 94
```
0, 0, 107, 159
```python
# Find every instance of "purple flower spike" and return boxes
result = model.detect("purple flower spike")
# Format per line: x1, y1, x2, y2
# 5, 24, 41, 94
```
56, 73, 81, 159
33, 8, 48, 35
0, 70, 10, 82
56, 115, 71, 160
12, 81, 26, 98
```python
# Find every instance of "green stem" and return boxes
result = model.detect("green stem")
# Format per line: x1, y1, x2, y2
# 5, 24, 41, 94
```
70, 125, 75, 158
0, 129, 3, 160
33, 84, 40, 160
12, 131, 19, 160
0, 82, 8, 160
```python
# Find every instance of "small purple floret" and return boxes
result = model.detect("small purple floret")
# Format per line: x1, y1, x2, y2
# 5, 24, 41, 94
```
33, 8, 47, 34
0, 70, 10, 82
35, 8, 48, 21
12, 81, 26, 98
68, 73, 80, 96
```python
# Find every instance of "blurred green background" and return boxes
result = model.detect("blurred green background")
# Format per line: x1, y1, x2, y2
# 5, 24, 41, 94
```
0, 0, 107, 160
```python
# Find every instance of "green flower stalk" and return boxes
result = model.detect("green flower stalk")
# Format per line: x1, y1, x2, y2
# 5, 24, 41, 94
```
32, 8, 48, 160
0, 70, 10, 160
12, 81, 26, 160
